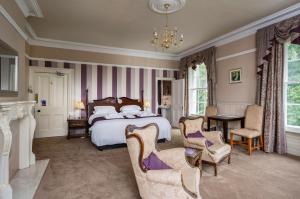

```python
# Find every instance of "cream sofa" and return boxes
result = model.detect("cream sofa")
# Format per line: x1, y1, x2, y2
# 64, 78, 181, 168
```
125, 123, 202, 199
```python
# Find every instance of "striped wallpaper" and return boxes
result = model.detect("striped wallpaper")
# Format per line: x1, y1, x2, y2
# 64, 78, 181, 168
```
29, 59, 180, 113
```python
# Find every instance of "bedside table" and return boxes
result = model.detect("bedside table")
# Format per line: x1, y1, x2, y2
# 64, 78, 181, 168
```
67, 118, 88, 139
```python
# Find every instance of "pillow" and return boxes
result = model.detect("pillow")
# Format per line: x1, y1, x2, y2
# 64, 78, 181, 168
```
187, 131, 204, 138
93, 106, 117, 115
187, 131, 214, 147
120, 105, 141, 112
121, 109, 140, 115
143, 152, 172, 170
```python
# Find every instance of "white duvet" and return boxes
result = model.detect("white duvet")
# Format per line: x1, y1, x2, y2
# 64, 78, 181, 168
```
89, 114, 172, 147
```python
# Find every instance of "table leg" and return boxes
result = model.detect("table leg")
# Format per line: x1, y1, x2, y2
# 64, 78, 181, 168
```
241, 118, 245, 128
223, 121, 228, 143
207, 118, 211, 131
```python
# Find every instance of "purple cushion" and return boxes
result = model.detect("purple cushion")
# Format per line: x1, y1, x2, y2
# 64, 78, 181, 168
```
143, 152, 172, 170
206, 140, 214, 147
187, 131, 204, 138
187, 131, 214, 147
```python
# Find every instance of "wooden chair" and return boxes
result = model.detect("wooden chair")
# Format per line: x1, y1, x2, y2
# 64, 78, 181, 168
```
203, 106, 218, 131
230, 105, 264, 155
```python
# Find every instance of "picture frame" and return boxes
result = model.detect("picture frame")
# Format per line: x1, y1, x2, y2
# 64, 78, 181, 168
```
229, 68, 242, 84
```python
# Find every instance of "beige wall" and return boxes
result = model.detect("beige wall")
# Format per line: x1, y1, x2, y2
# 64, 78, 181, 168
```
29, 45, 179, 69
0, 11, 28, 101
216, 35, 256, 104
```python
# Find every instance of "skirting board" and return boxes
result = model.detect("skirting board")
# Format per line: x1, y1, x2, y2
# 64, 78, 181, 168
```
10, 159, 49, 199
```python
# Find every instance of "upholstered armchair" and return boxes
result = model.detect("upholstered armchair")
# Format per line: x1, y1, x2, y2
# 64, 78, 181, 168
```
203, 106, 218, 131
125, 123, 202, 199
179, 117, 231, 176
230, 105, 264, 155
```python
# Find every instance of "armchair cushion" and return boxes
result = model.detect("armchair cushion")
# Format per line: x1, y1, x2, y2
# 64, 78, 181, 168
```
231, 128, 261, 138
143, 152, 172, 170
146, 169, 182, 186
206, 143, 231, 162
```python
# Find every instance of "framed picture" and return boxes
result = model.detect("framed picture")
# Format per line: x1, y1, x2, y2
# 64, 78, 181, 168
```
229, 68, 241, 84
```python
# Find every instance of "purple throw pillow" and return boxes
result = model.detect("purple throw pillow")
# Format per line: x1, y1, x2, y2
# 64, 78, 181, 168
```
187, 131, 214, 147
206, 140, 214, 147
143, 152, 172, 170
187, 130, 204, 138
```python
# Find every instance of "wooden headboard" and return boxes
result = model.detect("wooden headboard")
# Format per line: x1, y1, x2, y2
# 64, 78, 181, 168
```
118, 97, 144, 112
87, 97, 118, 119
86, 90, 144, 119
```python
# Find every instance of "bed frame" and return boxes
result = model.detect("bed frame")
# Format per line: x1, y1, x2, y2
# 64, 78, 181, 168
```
85, 90, 166, 150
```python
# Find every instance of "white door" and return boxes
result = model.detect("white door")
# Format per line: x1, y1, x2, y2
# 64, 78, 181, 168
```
171, 79, 185, 128
33, 72, 68, 138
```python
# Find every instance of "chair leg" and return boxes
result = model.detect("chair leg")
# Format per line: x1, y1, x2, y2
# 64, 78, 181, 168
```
230, 133, 234, 148
259, 135, 263, 150
214, 164, 218, 176
248, 138, 252, 155
228, 154, 231, 164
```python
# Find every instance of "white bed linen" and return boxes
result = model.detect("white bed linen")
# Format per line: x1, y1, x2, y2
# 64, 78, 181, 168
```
89, 115, 172, 147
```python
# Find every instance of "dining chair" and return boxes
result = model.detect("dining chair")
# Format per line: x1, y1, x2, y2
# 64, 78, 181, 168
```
230, 105, 264, 155
203, 106, 218, 131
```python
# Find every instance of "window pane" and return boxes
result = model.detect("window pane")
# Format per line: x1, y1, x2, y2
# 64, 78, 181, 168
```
197, 89, 207, 102
287, 104, 300, 126
197, 102, 206, 115
287, 60, 300, 82
287, 83, 300, 104
288, 43, 300, 61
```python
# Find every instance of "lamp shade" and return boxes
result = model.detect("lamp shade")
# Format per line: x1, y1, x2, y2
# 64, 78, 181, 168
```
75, 101, 85, 110
144, 100, 150, 108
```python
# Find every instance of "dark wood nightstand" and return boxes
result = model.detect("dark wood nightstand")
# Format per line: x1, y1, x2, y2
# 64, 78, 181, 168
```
67, 118, 88, 139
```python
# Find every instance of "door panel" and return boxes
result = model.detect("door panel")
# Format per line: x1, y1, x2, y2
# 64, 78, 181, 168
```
34, 72, 68, 138
172, 79, 185, 128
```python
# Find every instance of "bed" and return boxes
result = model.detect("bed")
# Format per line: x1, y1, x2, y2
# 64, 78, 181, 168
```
86, 91, 172, 150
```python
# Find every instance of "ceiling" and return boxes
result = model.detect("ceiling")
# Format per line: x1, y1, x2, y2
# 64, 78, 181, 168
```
27, 0, 300, 54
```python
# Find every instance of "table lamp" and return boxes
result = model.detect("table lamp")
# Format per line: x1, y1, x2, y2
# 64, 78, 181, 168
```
144, 100, 150, 111
75, 101, 85, 118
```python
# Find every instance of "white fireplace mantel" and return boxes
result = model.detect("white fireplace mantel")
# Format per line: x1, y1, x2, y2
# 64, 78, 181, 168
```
0, 101, 36, 199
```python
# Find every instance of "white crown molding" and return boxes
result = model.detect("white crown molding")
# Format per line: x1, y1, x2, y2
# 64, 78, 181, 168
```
25, 54, 180, 71
178, 2, 300, 58
14, 0, 43, 18
216, 48, 256, 62
26, 36, 180, 61
0, 5, 29, 40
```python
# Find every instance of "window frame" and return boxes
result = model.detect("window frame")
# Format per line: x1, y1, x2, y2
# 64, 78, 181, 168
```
188, 63, 208, 116
284, 43, 300, 134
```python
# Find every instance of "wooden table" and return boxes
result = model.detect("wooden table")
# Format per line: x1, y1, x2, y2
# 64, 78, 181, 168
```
207, 115, 245, 143
67, 118, 88, 139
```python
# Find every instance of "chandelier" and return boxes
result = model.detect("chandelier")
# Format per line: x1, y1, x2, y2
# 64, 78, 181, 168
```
151, 3, 184, 50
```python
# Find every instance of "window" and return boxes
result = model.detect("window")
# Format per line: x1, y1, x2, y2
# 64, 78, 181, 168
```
285, 43, 300, 132
188, 63, 207, 115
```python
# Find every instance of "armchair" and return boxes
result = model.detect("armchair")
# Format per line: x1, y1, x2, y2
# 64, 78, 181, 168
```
125, 123, 202, 199
179, 117, 231, 176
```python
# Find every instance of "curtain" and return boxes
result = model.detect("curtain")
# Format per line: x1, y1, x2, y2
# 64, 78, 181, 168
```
256, 14, 300, 154
180, 47, 216, 116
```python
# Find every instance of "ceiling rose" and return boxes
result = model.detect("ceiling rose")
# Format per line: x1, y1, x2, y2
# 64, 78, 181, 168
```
149, 0, 186, 14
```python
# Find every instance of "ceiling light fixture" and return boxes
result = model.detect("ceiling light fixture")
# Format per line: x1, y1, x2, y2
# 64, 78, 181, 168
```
150, 0, 185, 51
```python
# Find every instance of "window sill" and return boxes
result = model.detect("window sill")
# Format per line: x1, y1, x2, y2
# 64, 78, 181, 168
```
286, 126, 300, 134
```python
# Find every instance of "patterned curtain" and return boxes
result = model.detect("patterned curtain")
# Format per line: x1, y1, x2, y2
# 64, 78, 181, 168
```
180, 47, 216, 116
256, 14, 300, 154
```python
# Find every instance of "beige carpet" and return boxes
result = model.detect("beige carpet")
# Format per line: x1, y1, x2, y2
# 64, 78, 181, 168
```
33, 130, 300, 199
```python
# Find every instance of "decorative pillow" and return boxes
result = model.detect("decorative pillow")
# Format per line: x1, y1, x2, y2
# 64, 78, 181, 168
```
121, 109, 140, 115
143, 152, 172, 170
187, 131, 204, 138
94, 106, 117, 115
120, 105, 141, 112
187, 131, 214, 147
206, 140, 214, 147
